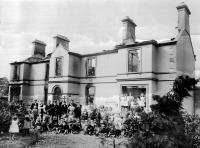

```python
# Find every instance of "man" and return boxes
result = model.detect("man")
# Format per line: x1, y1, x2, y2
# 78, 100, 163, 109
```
30, 99, 38, 110
46, 101, 54, 121
62, 101, 68, 115
74, 103, 81, 119
58, 101, 63, 120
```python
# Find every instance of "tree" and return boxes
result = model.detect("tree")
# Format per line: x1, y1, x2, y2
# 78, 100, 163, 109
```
0, 77, 9, 97
124, 75, 197, 148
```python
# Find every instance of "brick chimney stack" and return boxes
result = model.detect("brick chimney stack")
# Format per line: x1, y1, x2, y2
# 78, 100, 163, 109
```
32, 40, 46, 58
121, 16, 137, 44
54, 34, 70, 51
176, 2, 191, 34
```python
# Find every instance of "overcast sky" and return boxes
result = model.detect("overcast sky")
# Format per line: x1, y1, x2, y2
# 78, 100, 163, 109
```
0, 0, 200, 79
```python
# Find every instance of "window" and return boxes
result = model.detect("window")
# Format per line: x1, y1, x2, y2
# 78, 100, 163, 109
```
55, 57, 63, 76
128, 49, 140, 72
45, 64, 49, 80
13, 65, 20, 80
86, 57, 96, 76
86, 85, 95, 105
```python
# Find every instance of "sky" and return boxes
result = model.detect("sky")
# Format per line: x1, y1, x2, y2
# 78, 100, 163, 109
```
0, 0, 200, 79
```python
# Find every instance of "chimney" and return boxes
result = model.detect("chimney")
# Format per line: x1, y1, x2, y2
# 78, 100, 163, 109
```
54, 34, 70, 51
121, 16, 137, 44
32, 40, 46, 58
176, 2, 191, 34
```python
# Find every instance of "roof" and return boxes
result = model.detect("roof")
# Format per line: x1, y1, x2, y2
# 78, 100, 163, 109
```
10, 55, 51, 65
115, 39, 177, 49
10, 38, 177, 64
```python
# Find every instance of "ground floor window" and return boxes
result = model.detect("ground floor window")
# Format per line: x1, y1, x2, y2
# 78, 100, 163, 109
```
53, 86, 62, 102
85, 85, 95, 105
121, 85, 147, 110
10, 85, 21, 102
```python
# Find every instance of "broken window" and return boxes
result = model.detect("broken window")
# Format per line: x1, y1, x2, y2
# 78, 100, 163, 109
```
13, 65, 20, 80
86, 57, 96, 76
55, 57, 63, 76
45, 64, 49, 80
86, 85, 95, 105
128, 49, 140, 72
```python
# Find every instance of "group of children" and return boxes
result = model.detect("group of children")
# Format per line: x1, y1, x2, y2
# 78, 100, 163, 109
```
8, 99, 143, 140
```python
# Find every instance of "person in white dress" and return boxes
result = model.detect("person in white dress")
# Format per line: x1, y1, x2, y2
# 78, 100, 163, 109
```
9, 115, 19, 140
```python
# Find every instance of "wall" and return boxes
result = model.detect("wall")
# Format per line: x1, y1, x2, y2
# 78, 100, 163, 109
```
176, 30, 195, 77
49, 45, 69, 79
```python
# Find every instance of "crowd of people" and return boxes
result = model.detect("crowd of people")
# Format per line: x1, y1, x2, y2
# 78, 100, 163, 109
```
8, 94, 146, 140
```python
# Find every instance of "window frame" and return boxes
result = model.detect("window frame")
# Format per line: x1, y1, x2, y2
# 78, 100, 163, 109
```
127, 48, 142, 73
86, 57, 97, 77
13, 65, 20, 80
55, 56, 63, 77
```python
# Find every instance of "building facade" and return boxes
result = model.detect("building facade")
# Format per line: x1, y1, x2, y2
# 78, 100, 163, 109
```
9, 3, 196, 113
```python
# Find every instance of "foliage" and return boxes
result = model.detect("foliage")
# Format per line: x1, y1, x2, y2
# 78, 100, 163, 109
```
0, 77, 9, 97
183, 113, 200, 148
0, 99, 11, 133
124, 75, 197, 148
0, 99, 28, 133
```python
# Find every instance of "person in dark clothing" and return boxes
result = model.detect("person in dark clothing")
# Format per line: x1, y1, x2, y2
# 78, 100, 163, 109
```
30, 100, 38, 110
74, 104, 82, 119
58, 101, 63, 120
46, 101, 54, 121
95, 109, 102, 127
62, 101, 68, 115
53, 101, 59, 122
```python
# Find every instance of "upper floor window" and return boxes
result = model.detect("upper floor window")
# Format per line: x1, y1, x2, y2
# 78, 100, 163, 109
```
86, 57, 96, 76
128, 49, 141, 72
45, 63, 49, 80
13, 65, 20, 80
55, 57, 63, 76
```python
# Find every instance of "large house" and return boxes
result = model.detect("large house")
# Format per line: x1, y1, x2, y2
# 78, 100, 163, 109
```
9, 3, 196, 113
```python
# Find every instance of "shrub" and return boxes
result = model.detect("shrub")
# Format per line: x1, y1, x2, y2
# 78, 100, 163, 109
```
0, 99, 28, 133
124, 75, 197, 148
183, 113, 200, 148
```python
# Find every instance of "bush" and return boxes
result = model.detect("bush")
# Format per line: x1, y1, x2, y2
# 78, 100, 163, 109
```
183, 113, 200, 148
0, 99, 28, 133
0, 99, 11, 133
124, 75, 197, 148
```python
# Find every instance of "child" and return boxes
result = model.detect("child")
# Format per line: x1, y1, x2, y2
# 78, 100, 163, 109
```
81, 120, 88, 134
72, 118, 81, 134
81, 109, 88, 120
85, 120, 95, 135
24, 115, 31, 136
9, 115, 19, 140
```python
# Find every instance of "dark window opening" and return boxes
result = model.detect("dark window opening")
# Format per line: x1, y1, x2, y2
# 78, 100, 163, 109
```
55, 57, 63, 76
53, 87, 62, 102
85, 86, 95, 105
10, 86, 21, 102
128, 50, 140, 72
13, 65, 20, 80
86, 58, 96, 76
45, 64, 49, 80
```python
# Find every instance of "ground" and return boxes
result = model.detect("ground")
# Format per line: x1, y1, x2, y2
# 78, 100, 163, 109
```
31, 132, 127, 148
0, 132, 127, 148
0, 133, 37, 148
